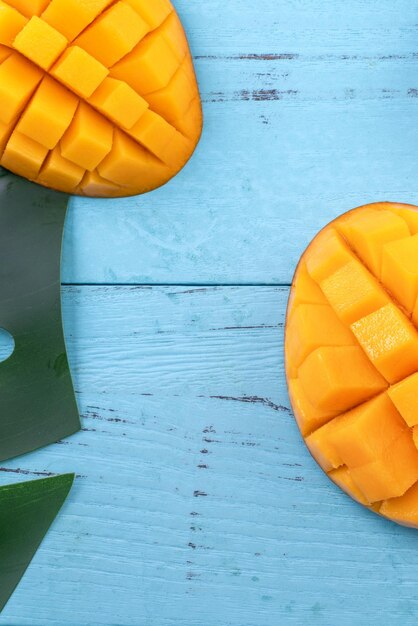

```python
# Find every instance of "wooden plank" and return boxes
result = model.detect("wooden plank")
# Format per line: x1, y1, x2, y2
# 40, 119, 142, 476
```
62, 0, 418, 285
2, 286, 418, 625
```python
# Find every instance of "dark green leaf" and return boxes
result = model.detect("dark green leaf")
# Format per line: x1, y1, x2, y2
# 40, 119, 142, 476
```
0, 473, 75, 612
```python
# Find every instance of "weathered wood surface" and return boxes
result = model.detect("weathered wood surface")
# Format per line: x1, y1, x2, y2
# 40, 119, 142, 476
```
3, 0, 418, 624
62, 0, 418, 285
2, 286, 418, 626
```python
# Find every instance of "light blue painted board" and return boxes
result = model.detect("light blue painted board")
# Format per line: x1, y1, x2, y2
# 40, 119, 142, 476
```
0, 286, 418, 626
62, 0, 418, 284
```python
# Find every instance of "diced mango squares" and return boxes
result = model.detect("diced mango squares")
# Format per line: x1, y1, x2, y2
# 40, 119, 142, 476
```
0, 0, 202, 196
305, 229, 355, 284
37, 146, 84, 189
1, 130, 47, 179
338, 208, 410, 277
97, 129, 169, 189
0, 52, 42, 124
80, 170, 122, 197
286, 203, 418, 527
6, 0, 49, 17
157, 11, 188, 62
145, 60, 197, 130
16, 76, 78, 149
288, 379, 338, 437
286, 304, 355, 371
388, 373, 418, 427
288, 262, 328, 311
0, 0, 27, 46
351, 304, 418, 384
75, 2, 149, 67
379, 481, 418, 527
330, 394, 406, 468
51, 46, 108, 98
13, 16, 67, 70
381, 234, 418, 313
329, 466, 369, 506
320, 259, 389, 325
127, 109, 176, 160
390, 205, 418, 235
305, 413, 350, 472
349, 430, 418, 502
110, 30, 178, 95
298, 346, 387, 413
124, 0, 172, 29
60, 102, 113, 170
89, 77, 148, 130
42, 0, 114, 41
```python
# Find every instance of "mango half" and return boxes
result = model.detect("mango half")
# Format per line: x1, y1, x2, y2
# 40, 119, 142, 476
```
285, 202, 418, 528
0, 0, 202, 197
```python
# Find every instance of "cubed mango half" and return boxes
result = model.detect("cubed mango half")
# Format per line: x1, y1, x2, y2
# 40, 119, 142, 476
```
0, 0, 202, 196
286, 202, 418, 528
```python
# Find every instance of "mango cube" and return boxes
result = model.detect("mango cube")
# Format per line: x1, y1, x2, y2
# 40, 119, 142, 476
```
127, 109, 177, 160
0, 52, 43, 124
298, 346, 387, 412
305, 413, 352, 472
381, 233, 418, 313
145, 61, 195, 126
60, 102, 113, 170
305, 229, 355, 284
286, 303, 355, 370
349, 430, 418, 502
13, 16, 67, 70
89, 77, 148, 129
288, 379, 339, 437
329, 466, 369, 505
157, 11, 188, 62
388, 373, 418, 427
37, 146, 84, 190
320, 259, 389, 325
75, 2, 149, 67
124, 0, 172, 29
42, 0, 114, 41
51, 46, 108, 98
390, 205, 418, 235
1, 130, 48, 179
351, 303, 418, 384
6, 0, 50, 17
16, 76, 78, 149
380, 481, 418, 527
110, 30, 178, 95
80, 170, 121, 197
98, 129, 165, 188
338, 208, 410, 277
0, 0, 27, 46
330, 393, 406, 468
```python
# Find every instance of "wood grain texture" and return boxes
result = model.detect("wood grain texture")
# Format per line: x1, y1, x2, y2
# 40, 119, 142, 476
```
61, 0, 418, 285
1, 287, 418, 626
3, 1, 418, 624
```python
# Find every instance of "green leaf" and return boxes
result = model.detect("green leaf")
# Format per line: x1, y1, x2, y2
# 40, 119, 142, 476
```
0, 474, 75, 612
0, 170, 80, 461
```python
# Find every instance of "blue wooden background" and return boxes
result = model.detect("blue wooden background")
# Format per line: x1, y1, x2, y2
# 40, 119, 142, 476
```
2, 1, 418, 624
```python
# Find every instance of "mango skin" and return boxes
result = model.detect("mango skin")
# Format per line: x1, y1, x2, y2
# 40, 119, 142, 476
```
0, 0, 202, 197
285, 202, 418, 529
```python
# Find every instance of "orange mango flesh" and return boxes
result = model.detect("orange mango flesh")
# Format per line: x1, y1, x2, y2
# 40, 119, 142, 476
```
0, 0, 202, 197
286, 202, 418, 528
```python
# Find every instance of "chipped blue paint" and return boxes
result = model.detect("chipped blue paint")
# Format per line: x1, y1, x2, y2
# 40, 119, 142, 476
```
2, 0, 418, 624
